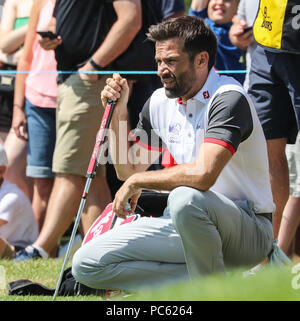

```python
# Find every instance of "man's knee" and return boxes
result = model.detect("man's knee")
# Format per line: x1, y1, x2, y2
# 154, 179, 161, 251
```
72, 243, 113, 289
71, 249, 85, 285
72, 247, 98, 288
168, 186, 208, 229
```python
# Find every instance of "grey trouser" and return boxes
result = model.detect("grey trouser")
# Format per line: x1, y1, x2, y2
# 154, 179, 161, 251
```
72, 187, 274, 291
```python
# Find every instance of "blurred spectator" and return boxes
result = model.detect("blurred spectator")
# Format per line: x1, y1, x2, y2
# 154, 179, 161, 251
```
0, 0, 4, 17
278, 135, 300, 256
0, 143, 38, 259
189, 0, 245, 84
0, 0, 33, 200
248, 0, 300, 240
106, 0, 185, 197
12, 0, 57, 231
152, 0, 185, 21
15, 0, 147, 260
229, 0, 259, 90
127, 0, 185, 128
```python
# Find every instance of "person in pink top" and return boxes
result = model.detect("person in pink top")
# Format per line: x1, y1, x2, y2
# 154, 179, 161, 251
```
12, 0, 57, 240
0, 0, 34, 201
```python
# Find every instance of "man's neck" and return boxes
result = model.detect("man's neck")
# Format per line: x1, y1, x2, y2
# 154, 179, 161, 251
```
182, 70, 209, 103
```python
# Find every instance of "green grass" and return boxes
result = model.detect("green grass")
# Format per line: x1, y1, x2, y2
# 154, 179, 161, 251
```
129, 265, 300, 301
0, 258, 299, 301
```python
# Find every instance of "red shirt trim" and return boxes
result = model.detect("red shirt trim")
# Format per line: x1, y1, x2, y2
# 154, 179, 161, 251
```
204, 138, 236, 155
161, 148, 177, 168
177, 97, 183, 105
129, 132, 163, 152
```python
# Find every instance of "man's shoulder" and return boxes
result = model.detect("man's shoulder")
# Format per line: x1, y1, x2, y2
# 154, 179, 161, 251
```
203, 72, 248, 105
214, 75, 247, 96
141, 88, 175, 125
205, 76, 254, 113
151, 87, 167, 100
148, 87, 170, 107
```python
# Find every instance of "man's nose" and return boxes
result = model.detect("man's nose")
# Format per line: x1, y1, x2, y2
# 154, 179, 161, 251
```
157, 62, 169, 77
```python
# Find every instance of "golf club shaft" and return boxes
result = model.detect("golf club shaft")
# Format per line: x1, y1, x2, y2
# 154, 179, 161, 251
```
52, 99, 117, 301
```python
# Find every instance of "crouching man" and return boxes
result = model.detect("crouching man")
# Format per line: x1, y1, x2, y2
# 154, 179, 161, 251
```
72, 16, 274, 292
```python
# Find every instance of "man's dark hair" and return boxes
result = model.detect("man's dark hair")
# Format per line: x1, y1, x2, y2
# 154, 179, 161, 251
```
147, 15, 217, 70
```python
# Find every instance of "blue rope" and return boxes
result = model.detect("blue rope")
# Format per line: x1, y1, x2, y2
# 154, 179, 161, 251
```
0, 69, 248, 75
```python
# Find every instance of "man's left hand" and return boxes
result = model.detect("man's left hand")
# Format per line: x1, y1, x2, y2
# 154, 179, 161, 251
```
112, 178, 141, 219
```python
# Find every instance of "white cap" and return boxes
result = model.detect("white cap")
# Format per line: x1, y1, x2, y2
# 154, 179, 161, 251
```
0, 144, 8, 166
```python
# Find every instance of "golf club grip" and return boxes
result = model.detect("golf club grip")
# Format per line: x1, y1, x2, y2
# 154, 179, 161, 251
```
87, 99, 117, 176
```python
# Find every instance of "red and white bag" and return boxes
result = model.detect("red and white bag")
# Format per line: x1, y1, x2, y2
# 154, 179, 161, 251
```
82, 190, 169, 245
82, 203, 140, 245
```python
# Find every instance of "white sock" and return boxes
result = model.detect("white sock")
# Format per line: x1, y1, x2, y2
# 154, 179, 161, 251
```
32, 245, 49, 258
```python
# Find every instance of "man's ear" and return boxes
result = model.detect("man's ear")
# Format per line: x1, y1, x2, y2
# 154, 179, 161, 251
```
194, 51, 209, 70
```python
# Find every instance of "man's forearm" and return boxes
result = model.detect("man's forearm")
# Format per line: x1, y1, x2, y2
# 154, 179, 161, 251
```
128, 162, 213, 193
128, 142, 233, 192
91, 2, 141, 68
0, 49, 22, 65
0, 26, 27, 54
109, 101, 151, 180
109, 106, 158, 181
109, 105, 132, 180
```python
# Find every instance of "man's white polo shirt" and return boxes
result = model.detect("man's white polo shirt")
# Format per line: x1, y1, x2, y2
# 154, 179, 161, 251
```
132, 69, 275, 214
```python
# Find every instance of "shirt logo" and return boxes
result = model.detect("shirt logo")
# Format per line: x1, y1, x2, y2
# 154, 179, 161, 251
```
169, 123, 181, 135
261, 6, 272, 31
203, 91, 210, 99
168, 123, 181, 144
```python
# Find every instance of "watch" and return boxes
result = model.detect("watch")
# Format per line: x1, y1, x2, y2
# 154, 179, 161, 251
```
89, 58, 103, 71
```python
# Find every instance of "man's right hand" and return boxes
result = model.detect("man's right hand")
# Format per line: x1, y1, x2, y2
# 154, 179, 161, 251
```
38, 17, 62, 50
229, 16, 254, 51
101, 73, 130, 113
38, 35, 62, 50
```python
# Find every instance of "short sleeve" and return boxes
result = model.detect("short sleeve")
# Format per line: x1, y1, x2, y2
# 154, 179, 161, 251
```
130, 98, 165, 152
188, 7, 208, 19
204, 91, 253, 154
161, 0, 185, 19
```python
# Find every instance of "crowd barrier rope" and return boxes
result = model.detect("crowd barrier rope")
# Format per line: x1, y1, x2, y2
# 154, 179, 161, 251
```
0, 69, 248, 75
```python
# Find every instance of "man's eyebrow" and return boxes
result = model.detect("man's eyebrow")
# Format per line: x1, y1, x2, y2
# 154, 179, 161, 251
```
155, 55, 180, 61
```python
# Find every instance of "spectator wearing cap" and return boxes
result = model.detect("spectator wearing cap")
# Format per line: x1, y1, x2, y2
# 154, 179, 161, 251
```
189, 0, 245, 85
0, 143, 38, 258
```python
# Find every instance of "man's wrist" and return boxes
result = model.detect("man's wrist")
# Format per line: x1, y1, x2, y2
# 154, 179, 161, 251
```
115, 111, 128, 121
127, 173, 141, 190
89, 58, 104, 71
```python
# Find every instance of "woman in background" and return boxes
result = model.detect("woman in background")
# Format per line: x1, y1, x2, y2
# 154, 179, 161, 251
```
0, 0, 33, 199
12, 0, 57, 233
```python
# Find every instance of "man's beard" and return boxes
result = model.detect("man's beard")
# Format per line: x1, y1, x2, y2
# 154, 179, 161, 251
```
161, 69, 196, 99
